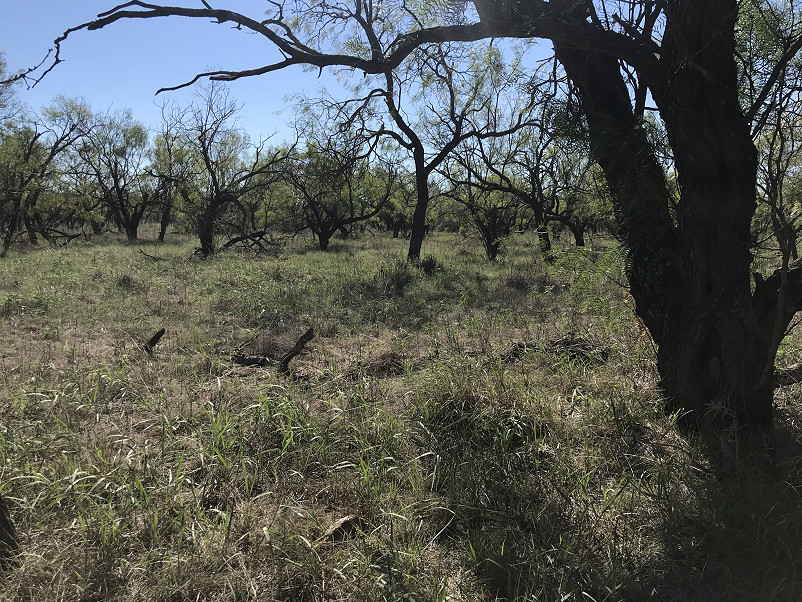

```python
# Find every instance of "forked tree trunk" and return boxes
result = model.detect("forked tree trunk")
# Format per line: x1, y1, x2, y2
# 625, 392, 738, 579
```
650, 4, 775, 427
526, 197, 552, 256
555, 3, 789, 428
24, 216, 39, 246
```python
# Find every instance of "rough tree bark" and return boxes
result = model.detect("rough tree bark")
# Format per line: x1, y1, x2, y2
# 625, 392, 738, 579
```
197, 206, 217, 258
158, 200, 171, 242
554, 2, 784, 427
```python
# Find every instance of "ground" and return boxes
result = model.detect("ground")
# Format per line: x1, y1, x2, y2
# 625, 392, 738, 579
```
1, 230, 802, 601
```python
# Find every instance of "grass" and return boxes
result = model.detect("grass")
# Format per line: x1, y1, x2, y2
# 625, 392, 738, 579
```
1, 230, 802, 601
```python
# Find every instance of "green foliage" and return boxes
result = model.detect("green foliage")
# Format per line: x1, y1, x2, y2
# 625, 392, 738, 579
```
0, 97, 91, 253
71, 108, 152, 240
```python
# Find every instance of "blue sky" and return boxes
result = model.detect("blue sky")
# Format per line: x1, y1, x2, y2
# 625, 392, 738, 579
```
0, 1, 351, 142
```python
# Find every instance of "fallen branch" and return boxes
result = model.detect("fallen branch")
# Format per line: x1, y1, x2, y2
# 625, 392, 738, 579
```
143, 328, 166, 355
218, 230, 285, 254
313, 515, 367, 548
280, 327, 315, 375
139, 249, 166, 262
500, 335, 610, 366
232, 354, 272, 367
547, 335, 610, 365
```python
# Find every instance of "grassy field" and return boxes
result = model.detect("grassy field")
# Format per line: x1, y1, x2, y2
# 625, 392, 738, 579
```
1, 230, 802, 601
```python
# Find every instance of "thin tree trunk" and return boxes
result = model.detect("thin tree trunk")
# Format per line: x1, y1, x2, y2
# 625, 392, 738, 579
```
158, 201, 172, 243
1, 198, 22, 257
407, 158, 429, 261
24, 215, 39, 246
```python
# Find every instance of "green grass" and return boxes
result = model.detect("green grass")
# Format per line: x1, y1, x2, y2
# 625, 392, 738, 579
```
1, 230, 802, 601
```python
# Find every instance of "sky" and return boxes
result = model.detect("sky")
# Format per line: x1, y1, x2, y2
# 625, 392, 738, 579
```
0, 1, 353, 143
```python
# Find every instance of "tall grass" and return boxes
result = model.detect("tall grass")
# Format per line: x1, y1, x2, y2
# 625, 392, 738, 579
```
0, 231, 801, 600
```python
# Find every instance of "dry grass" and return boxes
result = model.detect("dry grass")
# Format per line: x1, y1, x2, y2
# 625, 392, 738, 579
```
1, 230, 802, 601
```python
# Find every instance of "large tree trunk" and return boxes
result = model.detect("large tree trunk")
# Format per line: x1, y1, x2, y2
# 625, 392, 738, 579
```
563, 220, 584, 248
554, 2, 784, 428
536, 223, 552, 255
653, 3, 774, 426
197, 207, 217, 258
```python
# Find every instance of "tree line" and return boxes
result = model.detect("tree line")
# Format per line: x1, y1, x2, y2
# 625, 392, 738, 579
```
0, 48, 610, 260
6, 0, 802, 428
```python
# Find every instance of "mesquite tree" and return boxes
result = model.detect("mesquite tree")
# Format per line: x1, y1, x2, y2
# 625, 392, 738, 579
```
0, 98, 88, 255
284, 107, 398, 250
71, 109, 152, 241
440, 165, 523, 261
297, 41, 531, 259
442, 104, 608, 256
157, 83, 287, 257
14, 0, 802, 427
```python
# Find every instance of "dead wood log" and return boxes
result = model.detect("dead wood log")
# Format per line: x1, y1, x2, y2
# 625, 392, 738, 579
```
143, 328, 166, 355
500, 336, 610, 366
547, 336, 609, 365
279, 327, 315, 375
0, 495, 18, 570
232, 354, 272, 367
500, 341, 536, 363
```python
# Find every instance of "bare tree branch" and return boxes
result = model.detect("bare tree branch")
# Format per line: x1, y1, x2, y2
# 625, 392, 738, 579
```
3, 0, 657, 92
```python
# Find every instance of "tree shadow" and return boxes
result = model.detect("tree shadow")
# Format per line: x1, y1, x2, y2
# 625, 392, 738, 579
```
649, 403, 802, 601
418, 388, 802, 601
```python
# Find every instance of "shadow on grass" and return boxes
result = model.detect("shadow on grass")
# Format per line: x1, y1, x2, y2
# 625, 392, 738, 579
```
650, 407, 802, 602
417, 384, 802, 601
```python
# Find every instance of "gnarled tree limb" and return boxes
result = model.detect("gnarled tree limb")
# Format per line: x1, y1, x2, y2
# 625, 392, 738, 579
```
279, 327, 315, 375
753, 259, 802, 323
4, 0, 657, 93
